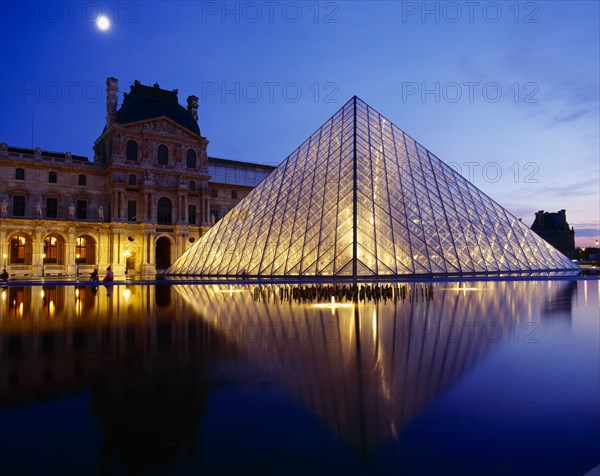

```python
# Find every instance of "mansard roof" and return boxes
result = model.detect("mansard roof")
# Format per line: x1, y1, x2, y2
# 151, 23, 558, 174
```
116, 81, 201, 136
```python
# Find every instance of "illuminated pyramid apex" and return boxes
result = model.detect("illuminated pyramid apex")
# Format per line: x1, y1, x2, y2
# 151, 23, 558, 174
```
168, 97, 579, 277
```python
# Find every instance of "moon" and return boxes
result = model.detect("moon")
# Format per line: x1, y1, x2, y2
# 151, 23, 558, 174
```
96, 16, 110, 31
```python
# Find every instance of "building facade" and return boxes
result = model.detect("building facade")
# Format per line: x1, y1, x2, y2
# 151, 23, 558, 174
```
0, 78, 274, 279
531, 209, 576, 259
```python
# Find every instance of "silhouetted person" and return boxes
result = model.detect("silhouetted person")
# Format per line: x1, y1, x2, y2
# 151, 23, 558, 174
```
103, 266, 114, 283
90, 268, 99, 281
0, 268, 8, 281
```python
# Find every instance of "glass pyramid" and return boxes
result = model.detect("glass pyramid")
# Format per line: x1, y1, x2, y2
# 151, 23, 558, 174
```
168, 97, 579, 277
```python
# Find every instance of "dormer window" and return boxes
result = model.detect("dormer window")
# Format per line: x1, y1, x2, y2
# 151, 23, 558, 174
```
186, 149, 196, 169
126, 140, 138, 161
157, 144, 168, 165
15, 168, 25, 180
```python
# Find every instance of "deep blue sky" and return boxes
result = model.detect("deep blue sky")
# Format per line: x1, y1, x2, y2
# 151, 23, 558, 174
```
1, 1, 598, 245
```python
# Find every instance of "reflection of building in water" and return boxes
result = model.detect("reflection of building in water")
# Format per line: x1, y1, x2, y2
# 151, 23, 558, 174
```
541, 280, 577, 324
0, 281, 572, 463
175, 281, 552, 453
0, 284, 241, 472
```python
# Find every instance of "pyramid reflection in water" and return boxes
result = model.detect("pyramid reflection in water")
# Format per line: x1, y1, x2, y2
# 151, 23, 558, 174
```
174, 281, 573, 453
168, 97, 578, 277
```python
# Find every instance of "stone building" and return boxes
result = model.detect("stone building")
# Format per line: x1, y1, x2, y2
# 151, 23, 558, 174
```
531, 209, 576, 259
0, 78, 274, 279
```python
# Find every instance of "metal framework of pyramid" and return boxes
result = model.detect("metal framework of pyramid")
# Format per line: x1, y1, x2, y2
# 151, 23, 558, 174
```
168, 97, 579, 277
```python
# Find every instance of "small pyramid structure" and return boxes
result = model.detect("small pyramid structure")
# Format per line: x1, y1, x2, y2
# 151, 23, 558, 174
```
168, 97, 579, 277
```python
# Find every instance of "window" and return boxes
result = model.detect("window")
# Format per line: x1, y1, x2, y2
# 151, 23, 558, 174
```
128, 174, 137, 186
15, 168, 25, 180
126, 140, 138, 161
43, 235, 64, 264
12, 196, 25, 217
75, 236, 96, 264
46, 198, 58, 218
78, 174, 86, 186
48, 171, 57, 183
127, 200, 137, 222
157, 197, 172, 225
186, 149, 196, 169
157, 144, 168, 165
76, 200, 87, 220
231, 190, 238, 199
188, 205, 197, 225
10, 235, 30, 264
210, 188, 218, 198
189, 180, 195, 191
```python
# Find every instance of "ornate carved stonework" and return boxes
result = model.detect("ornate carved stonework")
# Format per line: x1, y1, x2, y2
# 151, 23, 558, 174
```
175, 143, 184, 166
112, 133, 123, 155
141, 120, 184, 136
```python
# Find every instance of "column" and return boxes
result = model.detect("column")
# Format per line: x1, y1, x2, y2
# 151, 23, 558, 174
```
149, 231, 156, 266
179, 194, 187, 224
67, 227, 76, 276
0, 227, 6, 269
33, 226, 43, 277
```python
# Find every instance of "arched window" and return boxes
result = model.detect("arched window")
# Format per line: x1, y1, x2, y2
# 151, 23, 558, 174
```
126, 140, 138, 161
15, 168, 25, 180
48, 171, 57, 183
189, 180, 195, 191
157, 144, 168, 165
157, 198, 172, 225
128, 174, 137, 185
186, 149, 196, 169
75, 236, 96, 264
9, 235, 32, 264
43, 235, 65, 264
78, 174, 86, 186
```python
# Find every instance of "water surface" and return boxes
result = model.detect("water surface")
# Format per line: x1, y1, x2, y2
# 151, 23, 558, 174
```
0, 280, 598, 475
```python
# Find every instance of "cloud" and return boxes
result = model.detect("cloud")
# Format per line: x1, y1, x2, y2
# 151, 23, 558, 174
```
573, 228, 600, 238
536, 178, 600, 197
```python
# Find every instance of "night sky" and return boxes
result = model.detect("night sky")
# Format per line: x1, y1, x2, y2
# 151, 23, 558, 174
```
0, 1, 598, 245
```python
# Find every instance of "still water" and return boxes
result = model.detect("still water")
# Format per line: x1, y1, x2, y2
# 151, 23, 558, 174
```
0, 279, 598, 475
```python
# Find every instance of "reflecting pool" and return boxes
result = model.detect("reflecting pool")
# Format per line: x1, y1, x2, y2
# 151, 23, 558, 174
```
0, 280, 598, 475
